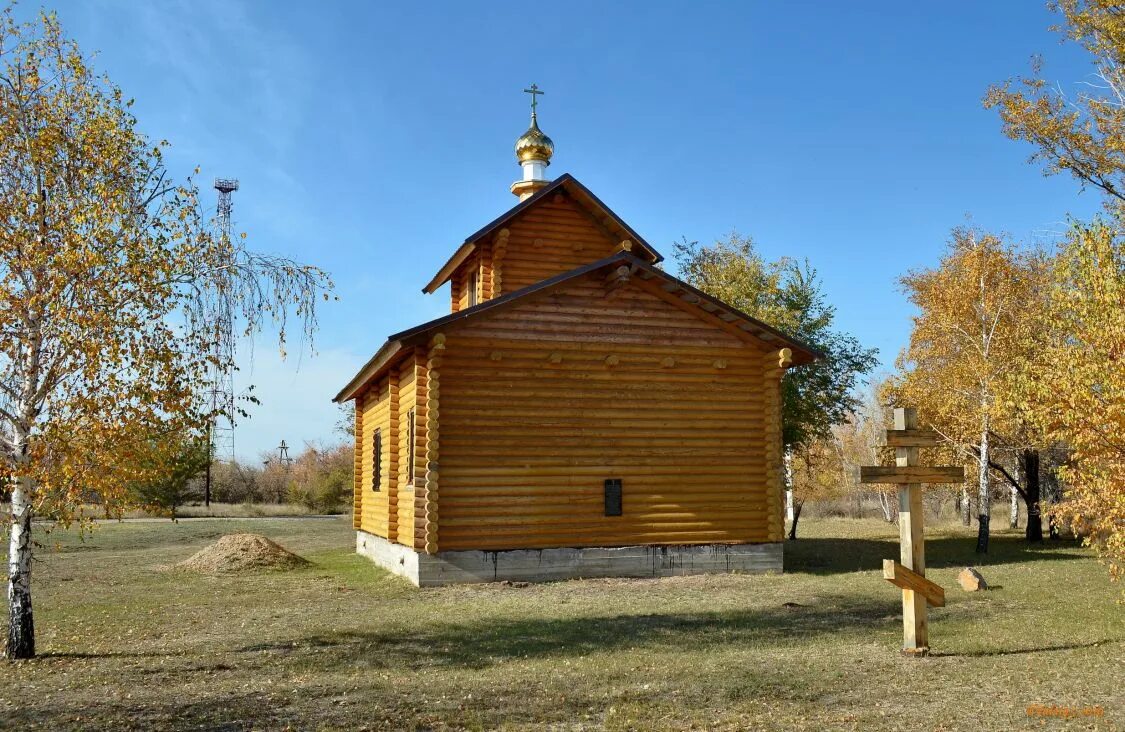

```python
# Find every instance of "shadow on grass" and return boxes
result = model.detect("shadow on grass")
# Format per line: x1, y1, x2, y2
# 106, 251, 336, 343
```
930, 638, 1123, 658
6, 689, 299, 732
785, 534, 1086, 575
37, 651, 172, 660
236, 595, 909, 672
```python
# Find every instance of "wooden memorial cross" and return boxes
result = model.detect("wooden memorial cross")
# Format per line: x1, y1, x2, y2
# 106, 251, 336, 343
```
859, 407, 964, 656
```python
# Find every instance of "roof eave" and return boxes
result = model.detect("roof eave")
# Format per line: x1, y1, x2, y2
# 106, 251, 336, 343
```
333, 341, 405, 403
422, 242, 477, 294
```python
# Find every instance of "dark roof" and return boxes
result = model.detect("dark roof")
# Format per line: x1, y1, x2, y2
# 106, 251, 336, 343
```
422, 174, 663, 294
334, 253, 823, 402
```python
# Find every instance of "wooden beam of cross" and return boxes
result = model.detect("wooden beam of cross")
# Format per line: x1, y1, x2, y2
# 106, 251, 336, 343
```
860, 407, 964, 657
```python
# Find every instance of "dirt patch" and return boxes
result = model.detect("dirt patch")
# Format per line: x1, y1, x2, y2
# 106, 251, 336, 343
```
175, 533, 309, 574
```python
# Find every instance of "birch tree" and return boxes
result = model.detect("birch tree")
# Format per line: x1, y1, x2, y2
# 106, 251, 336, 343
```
0, 9, 332, 658
985, 0, 1124, 214
894, 227, 1043, 553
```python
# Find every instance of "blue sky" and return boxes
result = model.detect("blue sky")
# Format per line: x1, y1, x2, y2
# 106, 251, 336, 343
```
25, 1, 1101, 461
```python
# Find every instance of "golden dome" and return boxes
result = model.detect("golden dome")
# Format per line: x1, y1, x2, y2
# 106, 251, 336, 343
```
515, 114, 554, 164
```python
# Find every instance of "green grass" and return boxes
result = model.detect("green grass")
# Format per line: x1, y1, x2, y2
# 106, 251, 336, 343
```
1, 516, 1121, 731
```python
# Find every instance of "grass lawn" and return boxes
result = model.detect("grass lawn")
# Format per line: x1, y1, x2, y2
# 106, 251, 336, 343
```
0, 516, 1121, 731
72, 502, 323, 520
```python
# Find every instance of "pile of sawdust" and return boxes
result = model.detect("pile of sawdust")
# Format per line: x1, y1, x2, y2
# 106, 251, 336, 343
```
175, 533, 309, 574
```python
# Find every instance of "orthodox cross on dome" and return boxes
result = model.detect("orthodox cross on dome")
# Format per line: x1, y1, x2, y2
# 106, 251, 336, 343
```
523, 83, 544, 118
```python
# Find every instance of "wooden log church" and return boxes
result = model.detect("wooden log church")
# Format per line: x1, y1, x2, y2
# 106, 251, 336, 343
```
334, 88, 819, 585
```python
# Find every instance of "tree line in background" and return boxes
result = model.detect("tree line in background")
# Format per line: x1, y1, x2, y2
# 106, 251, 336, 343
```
682, 1, 1124, 583
124, 437, 353, 517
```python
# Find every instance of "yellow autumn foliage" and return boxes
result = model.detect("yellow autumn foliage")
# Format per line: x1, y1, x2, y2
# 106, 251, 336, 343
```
986, 0, 1125, 580
1032, 221, 1125, 579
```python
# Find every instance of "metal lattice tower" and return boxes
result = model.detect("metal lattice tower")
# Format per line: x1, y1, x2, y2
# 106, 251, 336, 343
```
204, 178, 240, 504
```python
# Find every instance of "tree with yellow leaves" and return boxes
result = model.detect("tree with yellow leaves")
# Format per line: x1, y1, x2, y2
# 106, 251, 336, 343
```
985, 0, 1124, 213
785, 435, 848, 539
0, 9, 332, 658
1030, 220, 1124, 578
894, 228, 1046, 554
986, 0, 1125, 581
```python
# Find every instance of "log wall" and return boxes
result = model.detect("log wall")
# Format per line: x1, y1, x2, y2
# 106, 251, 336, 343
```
356, 377, 391, 537
354, 352, 425, 548
435, 275, 780, 551
498, 192, 621, 294
396, 357, 418, 544
444, 191, 621, 312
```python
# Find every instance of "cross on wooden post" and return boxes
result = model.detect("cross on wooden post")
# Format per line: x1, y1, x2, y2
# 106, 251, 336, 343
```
860, 407, 964, 657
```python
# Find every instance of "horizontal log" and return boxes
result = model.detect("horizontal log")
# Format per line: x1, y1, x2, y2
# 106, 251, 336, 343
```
883, 559, 945, 607
439, 528, 771, 547
481, 301, 719, 321
880, 429, 943, 448
440, 394, 764, 411
444, 362, 763, 380
441, 464, 763, 477
459, 329, 739, 350
443, 505, 767, 521
441, 477, 766, 490
485, 308, 716, 329
438, 436, 764, 449
438, 481, 765, 495
859, 466, 965, 485
441, 497, 766, 513
500, 253, 605, 266
508, 221, 612, 237
437, 451, 767, 463
438, 518, 769, 535
440, 516, 770, 530
439, 410, 764, 426
442, 367, 760, 385
437, 425, 764, 439
440, 393, 764, 411
443, 336, 752, 356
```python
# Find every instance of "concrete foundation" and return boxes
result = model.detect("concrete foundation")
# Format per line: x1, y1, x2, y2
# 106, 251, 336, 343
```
356, 530, 783, 587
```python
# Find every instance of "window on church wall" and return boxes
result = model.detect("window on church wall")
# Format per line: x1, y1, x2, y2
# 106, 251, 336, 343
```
467, 269, 478, 307
406, 408, 416, 484
372, 428, 382, 492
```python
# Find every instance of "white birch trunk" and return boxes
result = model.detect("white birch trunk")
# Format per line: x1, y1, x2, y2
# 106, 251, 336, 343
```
7, 426, 35, 659
960, 484, 971, 526
877, 490, 896, 523
783, 448, 795, 522
976, 421, 991, 553
1009, 485, 1019, 529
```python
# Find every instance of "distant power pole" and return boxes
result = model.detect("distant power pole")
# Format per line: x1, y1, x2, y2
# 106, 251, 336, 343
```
204, 177, 240, 506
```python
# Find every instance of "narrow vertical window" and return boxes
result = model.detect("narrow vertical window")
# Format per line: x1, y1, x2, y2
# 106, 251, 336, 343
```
406, 408, 416, 484
604, 479, 623, 516
467, 269, 479, 307
372, 428, 382, 492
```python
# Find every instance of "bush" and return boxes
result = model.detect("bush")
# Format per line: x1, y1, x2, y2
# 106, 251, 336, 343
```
127, 438, 209, 518
286, 442, 352, 514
